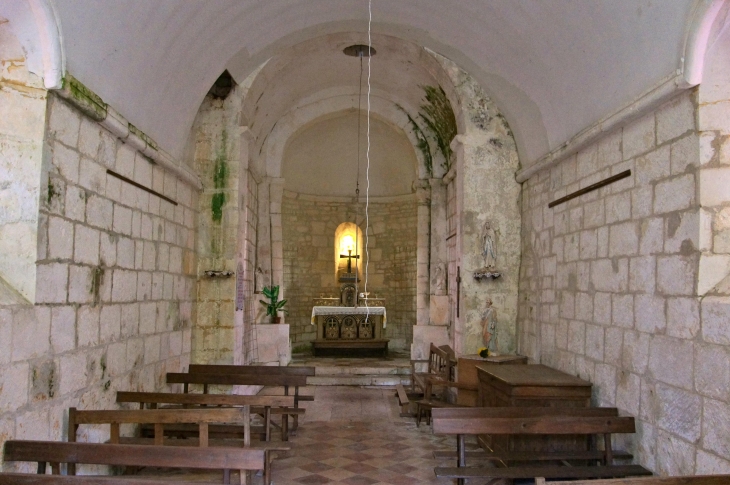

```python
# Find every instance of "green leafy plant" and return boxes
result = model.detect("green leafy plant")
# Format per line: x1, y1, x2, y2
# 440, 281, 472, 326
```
260, 285, 287, 319
419, 85, 457, 172
397, 86, 457, 176
396, 104, 433, 176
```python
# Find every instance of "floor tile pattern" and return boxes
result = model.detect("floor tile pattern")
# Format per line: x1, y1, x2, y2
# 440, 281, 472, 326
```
274, 419, 454, 485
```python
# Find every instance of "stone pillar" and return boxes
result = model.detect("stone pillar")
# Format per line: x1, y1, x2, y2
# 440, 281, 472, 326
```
255, 179, 272, 322
411, 180, 449, 360
269, 177, 285, 321
234, 127, 253, 364
429, 177, 449, 325
415, 179, 431, 326
453, 132, 521, 356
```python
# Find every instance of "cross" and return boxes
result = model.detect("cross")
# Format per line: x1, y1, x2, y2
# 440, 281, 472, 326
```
339, 249, 360, 273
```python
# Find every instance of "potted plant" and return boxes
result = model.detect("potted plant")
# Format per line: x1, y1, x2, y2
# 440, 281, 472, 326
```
260, 285, 287, 323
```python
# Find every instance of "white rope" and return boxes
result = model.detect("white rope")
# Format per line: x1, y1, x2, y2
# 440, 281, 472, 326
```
364, 0, 372, 318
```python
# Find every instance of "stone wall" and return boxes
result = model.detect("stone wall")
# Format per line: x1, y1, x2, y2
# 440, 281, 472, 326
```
282, 192, 417, 350
0, 19, 46, 302
519, 89, 730, 474
0, 93, 197, 460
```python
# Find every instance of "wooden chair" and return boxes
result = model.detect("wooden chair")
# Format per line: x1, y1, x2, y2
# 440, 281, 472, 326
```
413, 378, 472, 426
410, 343, 456, 393
432, 407, 652, 485
410, 345, 474, 425
537, 477, 730, 485
2, 440, 265, 485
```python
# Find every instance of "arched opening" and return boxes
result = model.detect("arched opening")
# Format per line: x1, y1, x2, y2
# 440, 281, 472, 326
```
0, 16, 47, 303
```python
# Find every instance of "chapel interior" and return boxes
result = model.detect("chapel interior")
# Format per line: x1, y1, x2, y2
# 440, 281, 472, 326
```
1, 0, 730, 482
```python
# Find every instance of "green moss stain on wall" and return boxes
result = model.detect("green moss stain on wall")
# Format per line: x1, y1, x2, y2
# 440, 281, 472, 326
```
211, 129, 229, 223
62, 74, 107, 121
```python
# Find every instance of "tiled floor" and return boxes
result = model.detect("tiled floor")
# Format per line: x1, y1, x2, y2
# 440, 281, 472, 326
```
138, 385, 458, 485
273, 386, 455, 485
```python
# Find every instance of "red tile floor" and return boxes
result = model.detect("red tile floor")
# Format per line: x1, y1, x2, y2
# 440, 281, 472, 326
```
271, 386, 455, 485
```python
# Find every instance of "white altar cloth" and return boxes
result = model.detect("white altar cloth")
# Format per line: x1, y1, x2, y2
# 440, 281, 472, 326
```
311, 306, 386, 328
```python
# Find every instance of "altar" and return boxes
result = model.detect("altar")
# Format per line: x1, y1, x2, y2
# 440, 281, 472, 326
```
310, 305, 389, 356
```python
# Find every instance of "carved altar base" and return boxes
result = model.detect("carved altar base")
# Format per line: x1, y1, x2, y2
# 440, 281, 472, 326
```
311, 306, 388, 356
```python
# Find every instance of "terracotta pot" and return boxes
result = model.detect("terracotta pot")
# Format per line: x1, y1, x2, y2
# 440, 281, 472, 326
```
271, 316, 281, 324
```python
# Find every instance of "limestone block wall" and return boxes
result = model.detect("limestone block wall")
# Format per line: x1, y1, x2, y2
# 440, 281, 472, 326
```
0, 94, 196, 459
282, 193, 417, 349
518, 89, 730, 474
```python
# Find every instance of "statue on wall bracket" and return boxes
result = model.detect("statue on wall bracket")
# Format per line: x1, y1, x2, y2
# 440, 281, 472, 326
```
481, 298, 499, 354
474, 220, 502, 280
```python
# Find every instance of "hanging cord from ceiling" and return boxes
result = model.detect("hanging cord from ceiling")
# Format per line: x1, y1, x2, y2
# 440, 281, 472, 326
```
364, 0, 372, 316
355, 46, 363, 302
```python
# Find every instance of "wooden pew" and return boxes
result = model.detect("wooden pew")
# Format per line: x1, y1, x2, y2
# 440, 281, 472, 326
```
432, 407, 652, 485
188, 364, 315, 377
536, 477, 730, 485
2, 440, 265, 485
68, 407, 252, 447
167, 372, 309, 434
432, 407, 635, 461
186, 364, 315, 431
116, 391, 295, 441
0, 474, 213, 484
67, 407, 286, 485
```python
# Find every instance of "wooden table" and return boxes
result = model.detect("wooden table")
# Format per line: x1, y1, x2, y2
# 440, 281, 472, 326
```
476, 364, 592, 452
456, 354, 528, 406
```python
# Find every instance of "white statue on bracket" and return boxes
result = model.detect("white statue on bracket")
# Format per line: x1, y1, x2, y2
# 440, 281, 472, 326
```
474, 220, 502, 280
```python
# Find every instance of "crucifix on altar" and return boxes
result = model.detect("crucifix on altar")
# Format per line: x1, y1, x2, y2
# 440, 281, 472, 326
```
339, 248, 360, 282
338, 233, 360, 283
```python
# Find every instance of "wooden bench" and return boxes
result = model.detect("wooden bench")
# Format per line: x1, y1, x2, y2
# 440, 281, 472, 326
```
116, 391, 295, 442
394, 384, 411, 417
0, 474, 219, 484
432, 407, 652, 485
167, 372, 309, 434
2, 440, 265, 485
537, 477, 730, 485
67, 407, 286, 485
186, 364, 315, 432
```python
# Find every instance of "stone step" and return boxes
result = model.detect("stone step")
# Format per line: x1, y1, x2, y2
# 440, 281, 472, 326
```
308, 374, 412, 387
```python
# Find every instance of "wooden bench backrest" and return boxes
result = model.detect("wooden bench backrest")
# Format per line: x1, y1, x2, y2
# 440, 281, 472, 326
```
3, 440, 264, 471
432, 414, 636, 436
116, 391, 294, 408
432, 406, 620, 419
537, 476, 730, 485
188, 364, 315, 376
0, 473, 215, 484
429, 344, 455, 381
68, 407, 250, 447
167, 372, 307, 388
